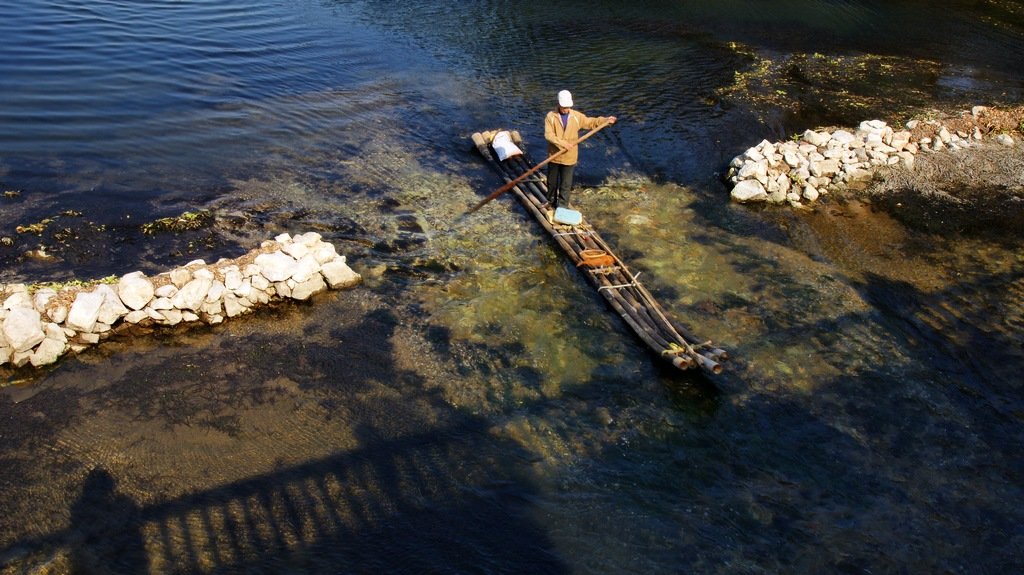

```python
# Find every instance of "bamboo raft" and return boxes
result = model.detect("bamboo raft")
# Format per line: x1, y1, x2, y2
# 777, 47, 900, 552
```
470, 130, 727, 375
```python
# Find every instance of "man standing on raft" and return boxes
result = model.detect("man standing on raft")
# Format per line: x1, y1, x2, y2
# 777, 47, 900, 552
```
543, 89, 617, 222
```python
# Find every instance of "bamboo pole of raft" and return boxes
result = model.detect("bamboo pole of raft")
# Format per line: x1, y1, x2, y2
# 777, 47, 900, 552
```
505, 163, 700, 365
473, 132, 722, 373
586, 229, 722, 373
486, 148, 705, 370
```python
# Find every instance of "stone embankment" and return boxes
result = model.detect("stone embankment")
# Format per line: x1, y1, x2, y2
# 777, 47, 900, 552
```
727, 106, 1018, 206
1, 232, 360, 368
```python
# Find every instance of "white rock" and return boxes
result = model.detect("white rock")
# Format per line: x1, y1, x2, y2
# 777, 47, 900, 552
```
224, 269, 243, 290
66, 290, 105, 333
295, 232, 323, 247
251, 274, 270, 291
810, 159, 841, 178
0, 345, 10, 366
182, 311, 200, 323
730, 179, 768, 203
206, 280, 226, 303
995, 134, 1015, 147
33, 289, 57, 312
243, 264, 261, 278
282, 241, 310, 260
172, 276, 213, 311
193, 268, 214, 281
256, 251, 299, 283
11, 349, 33, 367
79, 332, 100, 344
802, 185, 820, 202
159, 309, 183, 326
2, 307, 46, 352
783, 152, 801, 168
938, 127, 952, 143
802, 129, 831, 147
973, 127, 983, 140
830, 130, 855, 145
3, 292, 34, 310
233, 279, 252, 298
321, 260, 362, 289
30, 337, 65, 367
155, 284, 178, 298
47, 304, 68, 325
44, 322, 66, 343
150, 297, 173, 311
251, 288, 270, 305
971, 106, 987, 117
201, 301, 223, 316
737, 160, 768, 181
274, 233, 292, 244
223, 294, 247, 317
94, 285, 129, 325
291, 254, 322, 283
776, 173, 791, 194
118, 274, 155, 311
169, 267, 192, 288
312, 243, 338, 264
291, 275, 327, 301
124, 310, 149, 324
890, 131, 911, 151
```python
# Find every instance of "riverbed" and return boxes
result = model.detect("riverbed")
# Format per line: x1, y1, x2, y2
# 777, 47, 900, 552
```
2, 1, 1023, 573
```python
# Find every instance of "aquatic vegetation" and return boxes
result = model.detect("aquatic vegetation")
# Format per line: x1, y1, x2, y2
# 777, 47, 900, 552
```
719, 43, 948, 126
28, 275, 119, 293
15, 218, 53, 235
141, 210, 212, 235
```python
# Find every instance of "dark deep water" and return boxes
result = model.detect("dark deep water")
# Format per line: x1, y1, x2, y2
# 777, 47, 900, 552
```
2, 1, 1023, 573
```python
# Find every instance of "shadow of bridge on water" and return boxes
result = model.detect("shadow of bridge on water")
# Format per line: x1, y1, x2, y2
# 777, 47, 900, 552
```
2, 419, 567, 575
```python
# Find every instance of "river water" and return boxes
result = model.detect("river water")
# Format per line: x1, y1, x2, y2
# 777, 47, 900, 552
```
2, 1, 1023, 573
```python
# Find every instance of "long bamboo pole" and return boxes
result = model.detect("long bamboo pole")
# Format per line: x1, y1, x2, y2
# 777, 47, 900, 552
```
465, 121, 610, 215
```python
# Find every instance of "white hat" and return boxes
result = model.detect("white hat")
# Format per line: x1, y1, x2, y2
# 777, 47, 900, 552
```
557, 90, 573, 108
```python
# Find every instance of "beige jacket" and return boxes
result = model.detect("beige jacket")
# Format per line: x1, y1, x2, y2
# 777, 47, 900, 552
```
544, 108, 609, 166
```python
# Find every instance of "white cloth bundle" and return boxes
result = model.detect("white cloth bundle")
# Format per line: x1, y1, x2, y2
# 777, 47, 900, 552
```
492, 131, 523, 161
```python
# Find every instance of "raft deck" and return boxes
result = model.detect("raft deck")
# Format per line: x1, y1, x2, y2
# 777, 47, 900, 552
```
470, 130, 727, 374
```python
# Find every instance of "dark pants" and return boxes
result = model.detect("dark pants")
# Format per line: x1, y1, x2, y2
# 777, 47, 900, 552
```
546, 163, 575, 209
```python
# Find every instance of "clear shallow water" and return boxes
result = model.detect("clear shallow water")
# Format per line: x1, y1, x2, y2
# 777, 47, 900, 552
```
1, 1, 1023, 573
